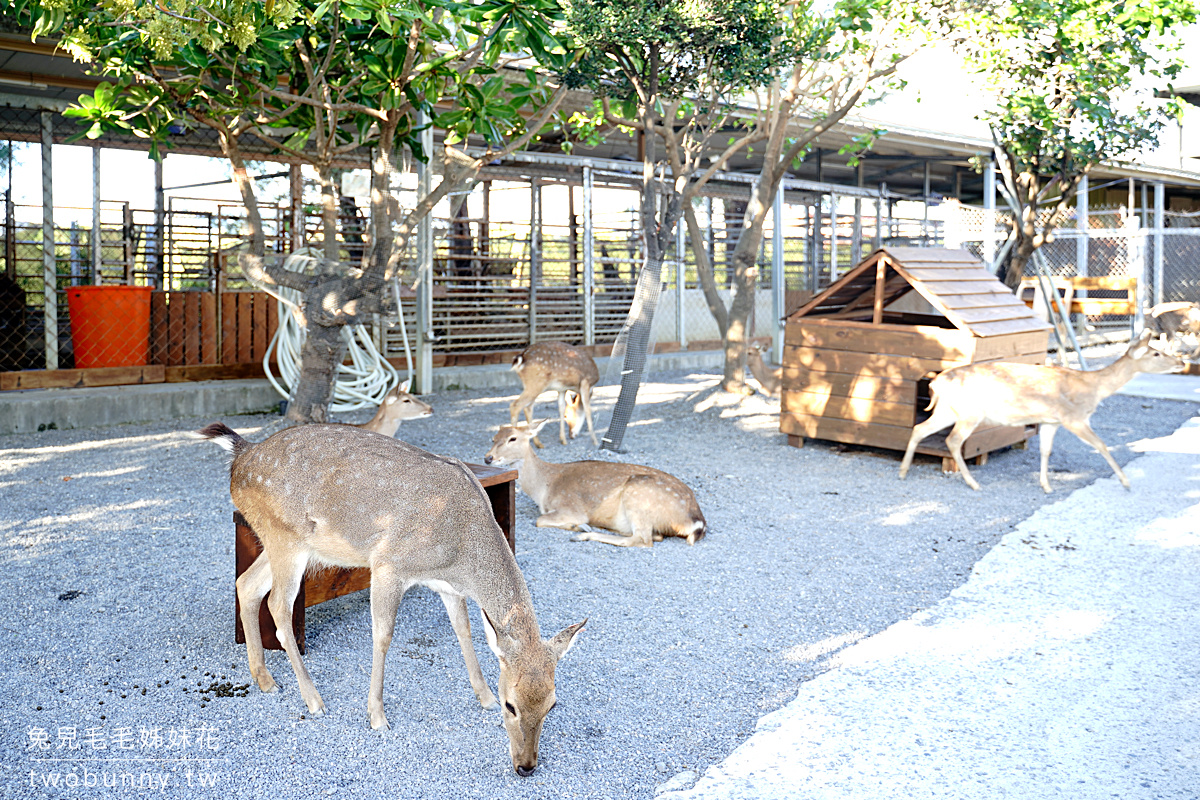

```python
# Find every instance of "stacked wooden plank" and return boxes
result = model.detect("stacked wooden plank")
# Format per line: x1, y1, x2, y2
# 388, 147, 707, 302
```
782, 248, 1050, 465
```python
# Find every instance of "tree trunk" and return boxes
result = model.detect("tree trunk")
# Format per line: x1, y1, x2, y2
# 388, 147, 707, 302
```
220, 133, 266, 257
1005, 236, 1035, 290
685, 202, 728, 339
720, 181, 772, 392
368, 114, 399, 274
318, 163, 338, 259
286, 313, 346, 423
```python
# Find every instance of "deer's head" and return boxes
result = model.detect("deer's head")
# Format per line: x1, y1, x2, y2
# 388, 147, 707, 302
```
481, 610, 585, 776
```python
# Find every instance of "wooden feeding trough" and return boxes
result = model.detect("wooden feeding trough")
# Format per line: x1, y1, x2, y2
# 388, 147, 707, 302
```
781, 247, 1050, 470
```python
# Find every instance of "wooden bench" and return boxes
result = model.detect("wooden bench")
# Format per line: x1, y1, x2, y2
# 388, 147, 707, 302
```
1020, 275, 1138, 319
233, 462, 518, 654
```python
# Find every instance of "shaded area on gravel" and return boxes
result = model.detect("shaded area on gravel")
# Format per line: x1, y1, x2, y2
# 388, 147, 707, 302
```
2, 365, 1195, 799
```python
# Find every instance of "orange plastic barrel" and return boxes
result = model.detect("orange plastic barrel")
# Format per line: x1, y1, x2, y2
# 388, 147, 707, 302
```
66, 285, 152, 369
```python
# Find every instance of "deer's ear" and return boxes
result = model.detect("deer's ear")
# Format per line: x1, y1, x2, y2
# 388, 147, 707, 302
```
530, 418, 552, 436
398, 378, 411, 393
548, 619, 587, 662
480, 608, 507, 662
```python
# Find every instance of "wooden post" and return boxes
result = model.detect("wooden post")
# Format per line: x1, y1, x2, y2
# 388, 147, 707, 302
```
872, 256, 886, 324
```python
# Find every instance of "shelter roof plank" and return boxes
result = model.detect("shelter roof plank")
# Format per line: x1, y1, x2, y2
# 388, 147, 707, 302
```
788, 247, 1049, 338
917, 280, 1012, 296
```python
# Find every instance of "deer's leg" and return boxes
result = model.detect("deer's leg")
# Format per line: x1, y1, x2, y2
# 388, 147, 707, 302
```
537, 509, 591, 531
367, 566, 405, 731
573, 515, 653, 548
574, 485, 656, 547
236, 552, 277, 693
945, 417, 984, 490
580, 382, 598, 446
899, 406, 957, 479
1065, 420, 1129, 490
438, 593, 498, 710
1037, 423, 1060, 494
264, 548, 324, 716
556, 390, 569, 445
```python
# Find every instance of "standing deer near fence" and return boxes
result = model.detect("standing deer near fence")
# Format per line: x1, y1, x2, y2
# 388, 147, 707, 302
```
195, 422, 585, 776
898, 332, 1185, 493
746, 344, 782, 397
356, 380, 433, 437
484, 421, 705, 548
511, 342, 600, 448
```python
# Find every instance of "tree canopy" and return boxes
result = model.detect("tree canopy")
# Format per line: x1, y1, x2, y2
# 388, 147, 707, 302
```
958, 0, 1198, 284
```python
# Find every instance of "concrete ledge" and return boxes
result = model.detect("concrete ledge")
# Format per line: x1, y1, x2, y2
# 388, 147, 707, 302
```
0, 379, 282, 435
0, 349, 729, 435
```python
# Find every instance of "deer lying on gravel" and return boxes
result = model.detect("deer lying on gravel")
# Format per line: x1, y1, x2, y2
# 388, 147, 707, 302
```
511, 342, 600, 447
356, 380, 433, 437
484, 421, 706, 548
195, 422, 585, 776
1147, 302, 1200, 359
746, 344, 782, 397
898, 331, 1185, 493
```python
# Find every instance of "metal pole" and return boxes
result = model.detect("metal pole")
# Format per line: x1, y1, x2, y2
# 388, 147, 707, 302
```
41, 111, 57, 370
852, 197, 862, 265
983, 161, 996, 270
91, 144, 101, 284
1153, 182, 1165, 307
154, 156, 165, 289
414, 113, 434, 394
772, 182, 785, 363
829, 193, 839, 280
1127, 212, 1145, 335
582, 166, 595, 346
874, 185, 884, 251
922, 161, 931, 243
704, 196, 715, 269
1075, 175, 1089, 278
675, 215, 686, 350
528, 177, 541, 344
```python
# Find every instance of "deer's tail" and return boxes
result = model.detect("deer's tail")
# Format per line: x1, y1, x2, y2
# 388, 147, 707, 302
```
193, 422, 250, 458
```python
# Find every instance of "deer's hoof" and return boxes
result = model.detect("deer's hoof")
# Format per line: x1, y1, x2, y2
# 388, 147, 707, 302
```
253, 669, 278, 694
370, 711, 389, 731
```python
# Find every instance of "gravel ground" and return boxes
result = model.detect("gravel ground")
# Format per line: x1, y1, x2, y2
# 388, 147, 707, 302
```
2, 353, 1196, 799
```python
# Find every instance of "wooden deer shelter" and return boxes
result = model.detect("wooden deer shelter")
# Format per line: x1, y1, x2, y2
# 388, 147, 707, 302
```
781, 247, 1051, 469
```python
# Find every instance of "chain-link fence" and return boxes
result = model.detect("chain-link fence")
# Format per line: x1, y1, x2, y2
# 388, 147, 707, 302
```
3, 159, 942, 377
952, 201, 1200, 339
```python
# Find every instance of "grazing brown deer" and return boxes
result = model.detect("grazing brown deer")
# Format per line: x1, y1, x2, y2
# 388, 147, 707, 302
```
898, 332, 1185, 493
195, 422, 585, 776
484, 421, 706, 548
510, 342, 600, 447
356, 380, 433, 437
